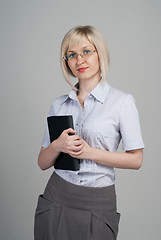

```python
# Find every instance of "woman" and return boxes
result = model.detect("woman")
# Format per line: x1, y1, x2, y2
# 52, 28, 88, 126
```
34, 25, 144, 240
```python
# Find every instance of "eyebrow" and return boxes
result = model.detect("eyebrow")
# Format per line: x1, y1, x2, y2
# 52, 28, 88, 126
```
68, 46, 94, 52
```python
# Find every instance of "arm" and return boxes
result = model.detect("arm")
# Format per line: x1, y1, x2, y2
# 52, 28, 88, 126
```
70, 141, 143, 170
38, 128, 84, 170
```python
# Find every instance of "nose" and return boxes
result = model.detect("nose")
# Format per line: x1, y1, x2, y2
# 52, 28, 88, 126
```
76, 54, 85, 64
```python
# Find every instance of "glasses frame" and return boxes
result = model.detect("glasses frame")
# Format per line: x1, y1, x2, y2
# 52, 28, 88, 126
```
63, 49, 97, 61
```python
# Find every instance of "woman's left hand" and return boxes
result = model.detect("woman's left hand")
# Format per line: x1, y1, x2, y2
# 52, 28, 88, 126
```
70, 139, 92, 159
70, 139, 143, 169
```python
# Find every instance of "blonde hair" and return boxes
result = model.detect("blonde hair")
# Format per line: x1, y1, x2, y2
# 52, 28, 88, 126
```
60, 25, 110, 87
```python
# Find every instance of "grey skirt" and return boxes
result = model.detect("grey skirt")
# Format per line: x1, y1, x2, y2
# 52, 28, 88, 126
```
34, 171, 120, 240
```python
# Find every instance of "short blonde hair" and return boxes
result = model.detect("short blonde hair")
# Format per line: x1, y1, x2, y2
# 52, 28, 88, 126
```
60, 25, 110, 87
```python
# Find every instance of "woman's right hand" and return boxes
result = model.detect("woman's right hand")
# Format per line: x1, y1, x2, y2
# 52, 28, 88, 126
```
55, 128, 85, 156
38, 128, 85, 170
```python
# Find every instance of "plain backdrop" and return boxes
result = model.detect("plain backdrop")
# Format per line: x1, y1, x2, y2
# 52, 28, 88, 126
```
1, 0, 161, 239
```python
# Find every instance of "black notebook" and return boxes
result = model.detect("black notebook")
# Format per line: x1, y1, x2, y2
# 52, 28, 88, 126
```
47, 115, 80, 171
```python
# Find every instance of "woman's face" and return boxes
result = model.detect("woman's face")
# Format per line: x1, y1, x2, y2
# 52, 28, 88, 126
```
66, 38, 101, 83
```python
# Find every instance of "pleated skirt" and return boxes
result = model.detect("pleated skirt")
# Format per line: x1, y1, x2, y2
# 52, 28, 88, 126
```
34, 171, 120, 240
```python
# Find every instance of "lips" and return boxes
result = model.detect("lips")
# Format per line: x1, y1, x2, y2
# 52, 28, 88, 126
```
77, 67, 88, 72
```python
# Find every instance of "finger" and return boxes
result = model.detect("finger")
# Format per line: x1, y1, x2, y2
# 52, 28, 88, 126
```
70, 150, 83, 156
76, 140, 86, 148
67, 143, 83, 152
73, 144, 84, 152
73, 139, 84, 146
69, 134, 81, 140
63, 128, 76, 135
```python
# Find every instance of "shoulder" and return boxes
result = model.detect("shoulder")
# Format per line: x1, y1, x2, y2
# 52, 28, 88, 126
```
109, 87, 139, 118
107, 85, 135, 105
51, 94, 69, 105
48, 94, 69, 116
110, 85, 132, 98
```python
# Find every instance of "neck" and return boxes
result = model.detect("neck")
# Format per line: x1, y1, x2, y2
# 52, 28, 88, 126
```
77, 77, 101, 99
76, 77, 101, 110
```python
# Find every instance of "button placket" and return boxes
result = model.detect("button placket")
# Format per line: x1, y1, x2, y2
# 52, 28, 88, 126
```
75, 101, 83, 137
76, 95, 91, 137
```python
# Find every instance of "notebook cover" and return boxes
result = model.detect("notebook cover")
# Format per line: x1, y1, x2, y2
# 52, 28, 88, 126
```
47, 115, 80, 171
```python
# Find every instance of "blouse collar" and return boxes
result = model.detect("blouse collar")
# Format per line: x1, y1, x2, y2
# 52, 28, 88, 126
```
62, 80, 110, 104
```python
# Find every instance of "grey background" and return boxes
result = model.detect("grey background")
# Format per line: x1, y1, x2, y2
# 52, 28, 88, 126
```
0, 0, 161, 239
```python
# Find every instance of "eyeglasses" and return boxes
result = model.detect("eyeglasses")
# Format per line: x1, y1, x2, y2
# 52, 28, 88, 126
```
63, 49, 97, 61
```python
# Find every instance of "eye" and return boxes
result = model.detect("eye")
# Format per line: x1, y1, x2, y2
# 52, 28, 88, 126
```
83, 50, 91, 55
69, 53, 77, 59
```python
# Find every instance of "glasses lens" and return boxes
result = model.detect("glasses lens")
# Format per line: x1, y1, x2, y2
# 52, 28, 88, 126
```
83, 50, 91, 55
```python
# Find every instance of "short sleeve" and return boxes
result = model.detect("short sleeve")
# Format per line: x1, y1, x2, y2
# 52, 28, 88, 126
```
41, 104, 55, 148
119, 94, 144, 151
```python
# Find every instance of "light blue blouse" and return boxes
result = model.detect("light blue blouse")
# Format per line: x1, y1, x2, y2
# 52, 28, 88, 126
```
42, 81, 144, 187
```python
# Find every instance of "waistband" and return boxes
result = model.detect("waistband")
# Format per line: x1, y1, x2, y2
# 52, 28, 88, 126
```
43, 171, 117, 212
